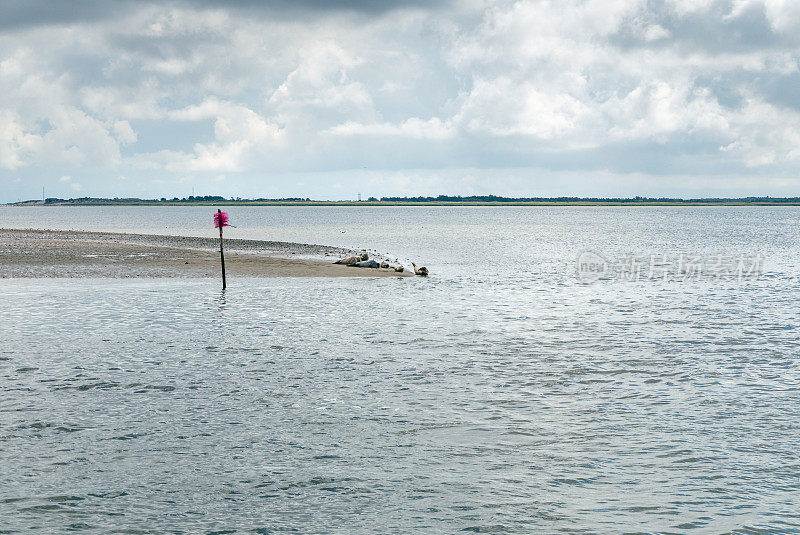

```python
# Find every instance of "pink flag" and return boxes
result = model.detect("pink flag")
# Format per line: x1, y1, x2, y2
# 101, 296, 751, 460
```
213, 211, 230, 228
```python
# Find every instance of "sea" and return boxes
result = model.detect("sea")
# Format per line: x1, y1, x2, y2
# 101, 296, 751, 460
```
1, 205, 799, 534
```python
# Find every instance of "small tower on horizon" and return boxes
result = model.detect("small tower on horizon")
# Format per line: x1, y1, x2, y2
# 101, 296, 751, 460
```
358, 192, 361, 202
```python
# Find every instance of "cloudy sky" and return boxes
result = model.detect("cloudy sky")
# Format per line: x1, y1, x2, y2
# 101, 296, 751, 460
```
2, 0, 800, 201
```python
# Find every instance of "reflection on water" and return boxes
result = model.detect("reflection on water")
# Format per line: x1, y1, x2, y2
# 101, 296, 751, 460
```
1, 207, 800, 533
214, 289, 227, 311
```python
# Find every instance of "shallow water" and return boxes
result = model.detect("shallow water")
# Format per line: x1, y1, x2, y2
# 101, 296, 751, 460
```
2, 206, 800, 533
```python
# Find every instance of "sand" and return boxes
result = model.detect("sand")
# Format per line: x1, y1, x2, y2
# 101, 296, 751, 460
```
0, 229, 412, 278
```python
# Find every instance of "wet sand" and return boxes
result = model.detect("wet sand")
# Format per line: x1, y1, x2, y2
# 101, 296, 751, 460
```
0, 229, 412, 278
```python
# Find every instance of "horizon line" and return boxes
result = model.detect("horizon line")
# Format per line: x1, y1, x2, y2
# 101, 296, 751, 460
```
8, 194, 800, 206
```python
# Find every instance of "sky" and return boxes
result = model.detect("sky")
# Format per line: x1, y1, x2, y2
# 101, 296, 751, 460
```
1, 0, 800, 202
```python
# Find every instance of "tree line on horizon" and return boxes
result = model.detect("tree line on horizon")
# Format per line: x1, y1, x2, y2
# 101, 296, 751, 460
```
379, 195, 800, 203
11, 194, 800, 205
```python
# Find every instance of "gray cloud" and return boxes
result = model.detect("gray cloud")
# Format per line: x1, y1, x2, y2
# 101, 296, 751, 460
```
0, 0, 129, 30
2, 0, 800, 201
184, 0, 451, 15
0, 0, 450, 30
612, 1, 792, 52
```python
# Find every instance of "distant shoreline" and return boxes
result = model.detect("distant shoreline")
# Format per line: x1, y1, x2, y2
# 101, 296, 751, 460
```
0, 229, 412, 279
7, 198, 800, 207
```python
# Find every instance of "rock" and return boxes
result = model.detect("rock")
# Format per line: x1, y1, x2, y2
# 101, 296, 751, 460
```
350, 260, 380, 268
333, 252, 368, 265
333, 255, 361, 265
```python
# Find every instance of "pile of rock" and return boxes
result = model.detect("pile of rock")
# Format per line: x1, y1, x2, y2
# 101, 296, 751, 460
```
333, 252, 369, 265
333, 252, 426, 275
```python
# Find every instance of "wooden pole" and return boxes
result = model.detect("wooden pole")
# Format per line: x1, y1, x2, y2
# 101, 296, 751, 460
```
218, 209, 226, 289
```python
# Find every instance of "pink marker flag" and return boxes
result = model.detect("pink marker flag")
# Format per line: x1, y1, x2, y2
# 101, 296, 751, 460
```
214, 209, 228, 289
214, 210, 230, 228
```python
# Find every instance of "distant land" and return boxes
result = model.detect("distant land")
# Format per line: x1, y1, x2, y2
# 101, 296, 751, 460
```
7, 195, 800, 206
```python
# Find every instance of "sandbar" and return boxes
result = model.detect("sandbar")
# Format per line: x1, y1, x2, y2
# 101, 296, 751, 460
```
0, 229, 412, 278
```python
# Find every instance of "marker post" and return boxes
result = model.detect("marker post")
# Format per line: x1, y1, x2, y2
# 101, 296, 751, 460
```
214, 209, 229, 289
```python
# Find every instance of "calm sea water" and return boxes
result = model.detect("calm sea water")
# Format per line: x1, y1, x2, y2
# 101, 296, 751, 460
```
2, 206, 800, 533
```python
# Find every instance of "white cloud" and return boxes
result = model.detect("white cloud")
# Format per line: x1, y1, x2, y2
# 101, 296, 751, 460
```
720, 97, 800, 167
730, 0, 800, 33
153, 97, 282, 172
113, 120, 138, 145
267, 40, 376, 130
604, 82, 729, 142
327, 117, 453, 140
39, 108, 122, 167
0, 110, 37, 170
80, 85, 165, 120
453, 77, 595, 142
1, 0, 800, 200
668, 0, 717, 15
642, 24, 671, 42
763, 0, 800, 33
176, 141, 250, 173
